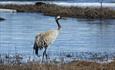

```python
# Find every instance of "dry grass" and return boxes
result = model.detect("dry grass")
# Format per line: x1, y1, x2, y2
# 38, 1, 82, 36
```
0, 52, 114, 70
0, 60, 115, 70
0, 3, 115, 19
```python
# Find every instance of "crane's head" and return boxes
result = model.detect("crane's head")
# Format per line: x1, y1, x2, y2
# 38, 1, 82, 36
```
55, 16, 66, 20
55, 16, 61, 20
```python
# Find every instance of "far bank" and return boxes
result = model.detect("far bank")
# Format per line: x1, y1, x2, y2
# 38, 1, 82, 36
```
0, 2, 115, 19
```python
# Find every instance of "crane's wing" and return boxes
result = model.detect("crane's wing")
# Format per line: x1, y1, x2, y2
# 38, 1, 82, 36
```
33, 33, 47, 56
33, 30, 59, 56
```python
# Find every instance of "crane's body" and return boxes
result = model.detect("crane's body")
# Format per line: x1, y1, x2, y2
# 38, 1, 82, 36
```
33, 16, 64, 62
34, 30, 59, 50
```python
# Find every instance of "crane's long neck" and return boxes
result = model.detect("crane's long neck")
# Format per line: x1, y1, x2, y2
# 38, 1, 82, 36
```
56, 19, 61, 30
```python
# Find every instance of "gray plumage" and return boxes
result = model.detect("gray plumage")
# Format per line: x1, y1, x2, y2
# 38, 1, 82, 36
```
33, 16, 64, 61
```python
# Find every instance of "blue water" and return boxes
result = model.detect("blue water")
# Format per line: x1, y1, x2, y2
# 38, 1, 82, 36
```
0, 13, 115, 61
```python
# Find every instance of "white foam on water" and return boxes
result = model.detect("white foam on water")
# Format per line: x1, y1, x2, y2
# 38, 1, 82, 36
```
48, 2, 115, 8
0, 1, 36, 5
0, 9, 17, 13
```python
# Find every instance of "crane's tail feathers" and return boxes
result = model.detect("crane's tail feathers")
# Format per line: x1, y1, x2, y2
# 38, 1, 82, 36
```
35, 48, 38, 56
33, 42, 39, 57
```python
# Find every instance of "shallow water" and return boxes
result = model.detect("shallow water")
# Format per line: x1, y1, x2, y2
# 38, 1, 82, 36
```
0, 13, 115, 61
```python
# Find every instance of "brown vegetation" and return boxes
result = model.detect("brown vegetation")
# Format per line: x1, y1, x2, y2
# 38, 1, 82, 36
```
0, 60, 115, 70
0, 3, 115, 19
0, 52, 114, 70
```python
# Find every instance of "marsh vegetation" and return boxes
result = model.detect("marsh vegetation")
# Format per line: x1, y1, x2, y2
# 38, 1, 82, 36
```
0, 53, 115, 70
0, 3, 115, 19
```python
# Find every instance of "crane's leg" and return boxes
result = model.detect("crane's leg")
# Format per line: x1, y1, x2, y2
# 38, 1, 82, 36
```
45, 48, 48, 60
42, 48, 47, 62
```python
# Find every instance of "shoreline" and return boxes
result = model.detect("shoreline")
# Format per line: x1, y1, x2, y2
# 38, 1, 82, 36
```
0, 2, 115, 19
0, 60, 114, 70
0, 1, 115, 7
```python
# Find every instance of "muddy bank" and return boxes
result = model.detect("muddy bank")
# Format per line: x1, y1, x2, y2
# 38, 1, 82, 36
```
0, 60, 115, 70
0, 3, 115, 19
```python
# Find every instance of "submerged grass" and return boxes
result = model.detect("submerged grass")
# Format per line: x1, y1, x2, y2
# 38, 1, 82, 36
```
0, 52, 115, 70
0, 3, 115, 19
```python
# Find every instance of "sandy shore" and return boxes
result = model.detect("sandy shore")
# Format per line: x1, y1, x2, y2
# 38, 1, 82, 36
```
0, 2, 115, 19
